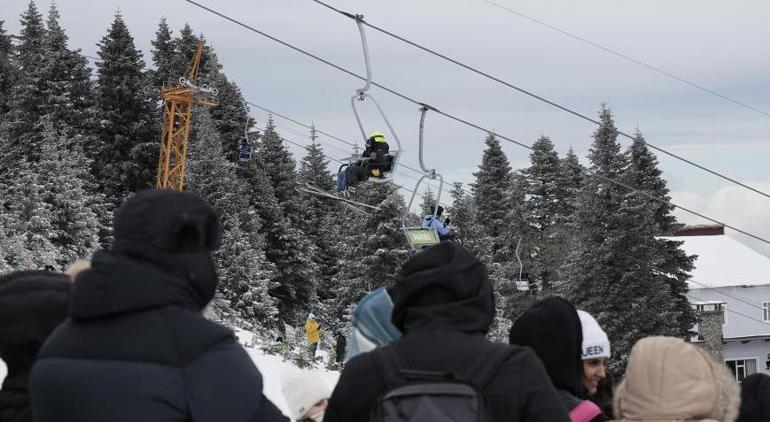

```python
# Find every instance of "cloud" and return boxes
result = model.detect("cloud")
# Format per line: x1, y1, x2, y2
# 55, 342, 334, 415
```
671, 183, 770, 257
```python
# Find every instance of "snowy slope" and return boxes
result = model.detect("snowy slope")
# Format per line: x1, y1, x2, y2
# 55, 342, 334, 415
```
235, 329, 340, 419
0, 334, 340, 422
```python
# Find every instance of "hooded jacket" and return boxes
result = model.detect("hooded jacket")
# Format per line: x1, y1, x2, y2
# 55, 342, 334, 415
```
0, 271, 69, 422
613, 336, 740, 422
325, 242, 569, 422
29, 190, 286, 422
738, 373, 770, 422
509, 297, 589, 410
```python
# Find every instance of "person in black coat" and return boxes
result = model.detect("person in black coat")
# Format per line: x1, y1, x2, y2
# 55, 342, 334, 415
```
0, 270, 70, 422
738, 373, 770, 422
325, 242, 569, 422
30, 189, 287, 422
509, 297, 608, 421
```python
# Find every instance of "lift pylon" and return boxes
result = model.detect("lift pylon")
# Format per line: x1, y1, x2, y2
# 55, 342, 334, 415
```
156, 41, 218, 191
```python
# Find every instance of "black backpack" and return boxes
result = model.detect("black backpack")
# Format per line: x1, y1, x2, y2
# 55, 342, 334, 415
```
370, 343, 511, 422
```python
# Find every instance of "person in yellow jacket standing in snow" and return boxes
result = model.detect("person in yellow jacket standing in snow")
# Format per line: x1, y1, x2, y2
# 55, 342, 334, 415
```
305, 313, 321, 360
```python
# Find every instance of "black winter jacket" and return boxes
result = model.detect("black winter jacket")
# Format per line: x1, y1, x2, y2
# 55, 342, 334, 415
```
325, 242, 569, 422
509, 297, 608, 422
0, 271, 70, 422
29, 251, 287, 422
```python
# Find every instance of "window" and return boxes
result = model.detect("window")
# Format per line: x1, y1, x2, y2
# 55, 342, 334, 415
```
726, 359, 758, 382
763, 302, 770, 322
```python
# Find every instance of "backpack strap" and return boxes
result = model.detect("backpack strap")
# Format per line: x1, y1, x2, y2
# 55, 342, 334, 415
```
372, 344, 408, 390
465, 344, 513, 390
569, 400, 603, 422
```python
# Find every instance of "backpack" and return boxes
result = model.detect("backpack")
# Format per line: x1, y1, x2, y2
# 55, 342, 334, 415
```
370, 343, 511, 422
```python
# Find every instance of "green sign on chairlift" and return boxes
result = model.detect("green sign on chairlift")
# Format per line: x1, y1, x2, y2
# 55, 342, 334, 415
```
405, 228, 440, 248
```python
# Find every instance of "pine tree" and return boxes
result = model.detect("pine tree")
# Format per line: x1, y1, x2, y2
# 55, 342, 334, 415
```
521, 136, 564, 291
150, 18, 175, 88
559, 106, 686, 376
258, 117, 304, 222
39, 3, 94, 130
447, 182, 484, 254
471, 133, 514, 262
0, 20, 17, 119
418, 186, 436, 216
334, 181, 411, 317
32, 118, 102, 266
93, 14, 157, 205
625, 131, 696, 341
185, 109, 278, 329
3, 1, 47, 169
240, 151, 318, 322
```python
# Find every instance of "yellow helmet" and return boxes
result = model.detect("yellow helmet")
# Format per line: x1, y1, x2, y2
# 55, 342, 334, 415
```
369, 131, 386, 142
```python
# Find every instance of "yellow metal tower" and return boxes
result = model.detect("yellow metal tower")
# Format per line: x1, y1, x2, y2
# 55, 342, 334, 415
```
156, 41, 218, 191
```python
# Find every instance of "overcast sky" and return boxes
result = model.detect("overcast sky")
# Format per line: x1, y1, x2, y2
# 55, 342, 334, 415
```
3, 0, 770, 254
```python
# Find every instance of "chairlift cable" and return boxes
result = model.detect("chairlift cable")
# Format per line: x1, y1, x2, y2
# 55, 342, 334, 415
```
310, 0, 770, 201
177, 0, 770, 245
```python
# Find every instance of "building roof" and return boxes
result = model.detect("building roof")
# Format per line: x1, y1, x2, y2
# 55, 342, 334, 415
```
661, 234, 770, 288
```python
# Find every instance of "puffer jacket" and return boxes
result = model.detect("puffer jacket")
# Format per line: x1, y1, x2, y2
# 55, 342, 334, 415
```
613, 336, 740, 422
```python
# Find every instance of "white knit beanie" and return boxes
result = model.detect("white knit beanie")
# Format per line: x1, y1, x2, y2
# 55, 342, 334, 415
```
577, 310, 611, 360
280, 370, 330, 420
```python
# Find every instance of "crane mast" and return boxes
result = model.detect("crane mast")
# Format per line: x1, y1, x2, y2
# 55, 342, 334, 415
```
156, 41, 218, 191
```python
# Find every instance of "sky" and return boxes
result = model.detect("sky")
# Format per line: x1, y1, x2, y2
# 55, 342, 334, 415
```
2, 0, 769, 254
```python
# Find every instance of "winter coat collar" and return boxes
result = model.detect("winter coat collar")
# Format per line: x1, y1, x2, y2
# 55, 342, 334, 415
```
69, 250, 200, 320
613, 336, 740, 422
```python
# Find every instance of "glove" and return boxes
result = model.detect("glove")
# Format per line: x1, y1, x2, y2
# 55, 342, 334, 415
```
444, 218, 451, 226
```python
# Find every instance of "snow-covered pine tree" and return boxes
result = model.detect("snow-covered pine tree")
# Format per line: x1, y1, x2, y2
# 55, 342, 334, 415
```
471, 133, 514, 263
296, 134, 347, 333
0, 20, 17, 119
39, 3, 94, 135
185, 109, 278, 330
0, 163, 61, 270
93, 13, 157, 206
239, 149, 318, 323
521, 136, 564, 291
258, 116, 305, 223
418, 186, 436, 216
150, 18, 175, 89
625, 131, 696, 340
447, 182, 484, 254
3, 2, 46, 170
30, 118, 102, 267
558, 105, 684, 376
334, 181, 411, 320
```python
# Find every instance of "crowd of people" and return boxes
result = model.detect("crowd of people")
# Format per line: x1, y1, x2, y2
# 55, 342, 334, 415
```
1, 189, 769, 422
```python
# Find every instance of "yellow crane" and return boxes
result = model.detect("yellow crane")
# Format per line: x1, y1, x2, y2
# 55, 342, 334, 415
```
156, 41, 218, 191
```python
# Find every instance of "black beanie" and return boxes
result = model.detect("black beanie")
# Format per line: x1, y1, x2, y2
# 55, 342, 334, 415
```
391, 242, 494, 333
111, 189, 222, 308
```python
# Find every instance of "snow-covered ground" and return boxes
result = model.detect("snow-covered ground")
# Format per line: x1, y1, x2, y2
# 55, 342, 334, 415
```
0, 358, 6, 386
234, 329, 340, 419
0, 331, 340, 422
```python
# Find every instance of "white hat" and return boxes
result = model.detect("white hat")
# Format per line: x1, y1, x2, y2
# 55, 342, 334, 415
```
308, 312, 316, 319
577, 310, 611, 360
281, 370, 330, 420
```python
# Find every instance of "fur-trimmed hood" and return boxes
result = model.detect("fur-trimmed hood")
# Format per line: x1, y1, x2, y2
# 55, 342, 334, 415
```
613, 336, 740, 422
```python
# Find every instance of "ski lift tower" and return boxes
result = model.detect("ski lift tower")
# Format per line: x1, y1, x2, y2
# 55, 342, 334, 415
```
155, 41, 218, 191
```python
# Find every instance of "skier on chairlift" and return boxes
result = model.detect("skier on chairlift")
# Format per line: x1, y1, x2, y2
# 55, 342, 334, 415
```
336, 131, 394, 196
421, 205, 459, 241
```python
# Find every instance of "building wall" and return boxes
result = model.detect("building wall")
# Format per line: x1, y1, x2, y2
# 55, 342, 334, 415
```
689, 285, 770, 338
723, 338, 770, 377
